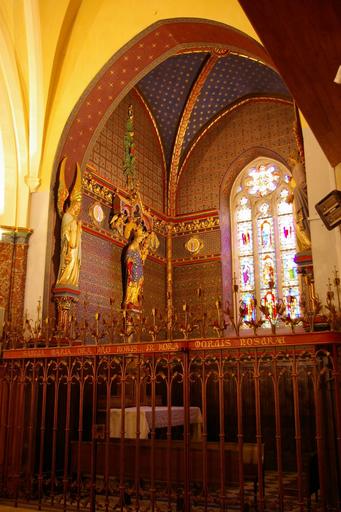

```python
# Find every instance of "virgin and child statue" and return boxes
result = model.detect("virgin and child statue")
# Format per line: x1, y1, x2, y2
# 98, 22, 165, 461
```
121, 220, 159, 311
122, 224, 148, 310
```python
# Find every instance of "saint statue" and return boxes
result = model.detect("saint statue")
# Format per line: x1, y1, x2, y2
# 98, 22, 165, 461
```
122, 223, 150, 310
287, 154, 311, 251
56, 157, 82, 287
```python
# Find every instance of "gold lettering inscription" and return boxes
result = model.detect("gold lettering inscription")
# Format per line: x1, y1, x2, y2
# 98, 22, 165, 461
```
157, 343, 179, 351
118, 344, 138, 353
193, 339, 232, 349
240, 336, 286, 347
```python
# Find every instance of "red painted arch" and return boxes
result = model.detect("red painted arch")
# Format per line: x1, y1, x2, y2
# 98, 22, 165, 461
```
56, 18, 273, 184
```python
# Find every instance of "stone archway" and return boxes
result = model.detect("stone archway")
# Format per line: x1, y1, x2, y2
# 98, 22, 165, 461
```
53, 18, 273, 189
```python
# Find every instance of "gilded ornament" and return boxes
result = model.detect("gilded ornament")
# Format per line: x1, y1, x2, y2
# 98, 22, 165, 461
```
109, 191, 160, 312
82, 172, 114, 204
185, 236, 204, 255
172, 216, 219, 235
89, 202, 105, 228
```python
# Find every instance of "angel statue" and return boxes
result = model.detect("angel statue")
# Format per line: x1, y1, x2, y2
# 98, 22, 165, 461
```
56, 157, 82, 287
287, 154, 311, 251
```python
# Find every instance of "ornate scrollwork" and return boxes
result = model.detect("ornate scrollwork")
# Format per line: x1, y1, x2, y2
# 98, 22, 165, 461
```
172, 216, 219, 235
82, 171, 115, 204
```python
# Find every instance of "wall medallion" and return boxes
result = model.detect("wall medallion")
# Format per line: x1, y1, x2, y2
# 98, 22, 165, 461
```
185, 236, 204, 255
89, 202, 105, 228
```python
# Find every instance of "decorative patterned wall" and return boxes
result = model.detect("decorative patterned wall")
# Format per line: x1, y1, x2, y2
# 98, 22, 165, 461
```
77, 231, 121, 315
0, 232, 31, 325
176, 101, 296, 214
77, 229, 166, 317
78, 89, 166, 320
172, 230, 221, 261
143, 260, 166, 316
173, 260, 222, 312
89, 90, 165, 213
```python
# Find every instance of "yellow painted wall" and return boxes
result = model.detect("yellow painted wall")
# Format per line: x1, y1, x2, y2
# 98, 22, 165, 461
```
0, 0, 258, 228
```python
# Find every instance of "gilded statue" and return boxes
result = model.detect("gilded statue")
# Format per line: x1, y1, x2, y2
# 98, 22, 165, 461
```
110, 210, 127, 238
122, 223, 150, 310
56, 157, 82, 287
120, 201, 160, 310
287, 154, 311, 251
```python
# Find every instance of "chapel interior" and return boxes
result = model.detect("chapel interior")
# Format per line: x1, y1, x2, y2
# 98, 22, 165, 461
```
0, 2, 340, 512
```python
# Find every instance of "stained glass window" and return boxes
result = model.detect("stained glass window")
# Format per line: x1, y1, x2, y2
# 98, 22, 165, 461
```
232, 159, 300, 328
237, 221, 253, 255
244, 163, 281, 197
278, 215, 296, 249
257, 217, 275, 252
240, 292, 256, 322
239, 256, 255, 290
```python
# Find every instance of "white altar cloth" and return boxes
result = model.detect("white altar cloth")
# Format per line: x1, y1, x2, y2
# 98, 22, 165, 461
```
110, 406, 202, 440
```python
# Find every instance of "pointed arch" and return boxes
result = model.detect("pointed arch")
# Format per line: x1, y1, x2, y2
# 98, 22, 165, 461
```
219, 147, 289, 307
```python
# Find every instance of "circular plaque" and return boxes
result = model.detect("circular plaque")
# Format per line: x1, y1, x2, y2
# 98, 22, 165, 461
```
89, 202, 105, 227
185, 236, 204, 255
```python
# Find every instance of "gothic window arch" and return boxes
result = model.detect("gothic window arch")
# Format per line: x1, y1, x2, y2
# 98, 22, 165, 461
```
231, 158, 300, 323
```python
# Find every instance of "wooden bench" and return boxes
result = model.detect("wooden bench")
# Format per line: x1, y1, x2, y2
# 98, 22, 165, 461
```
71, 439, 264, 498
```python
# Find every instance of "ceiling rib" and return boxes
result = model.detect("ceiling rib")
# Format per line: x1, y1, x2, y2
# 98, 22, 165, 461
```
168, 50, 229, 215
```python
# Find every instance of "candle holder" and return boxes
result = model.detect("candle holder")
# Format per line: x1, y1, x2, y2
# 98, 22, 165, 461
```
194, 288, 209, 338
223, 300, 245, 337
147, 308, 166, 341
178, 303, 198, 340
120, 309, 136, 343
90, 311, 108, 344
259, 284, 286, 335
333, 267, 341, 312
243, 297, 264, 335
281, 290, 303, 333
105, 298, 119, 343
325, 272, 341, 331
244, 317, 265, 336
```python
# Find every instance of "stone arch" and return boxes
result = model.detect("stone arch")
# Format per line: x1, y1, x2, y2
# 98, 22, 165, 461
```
52, 18, 273, 189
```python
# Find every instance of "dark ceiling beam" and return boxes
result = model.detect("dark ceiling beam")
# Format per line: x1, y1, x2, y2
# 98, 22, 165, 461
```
238, 0, 341, 167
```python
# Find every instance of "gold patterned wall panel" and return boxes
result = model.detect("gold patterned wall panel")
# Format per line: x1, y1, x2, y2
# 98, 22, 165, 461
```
173, 260, 222, 312
173, 230, 221, 260
89, 91, 165, 213
77, 231, 122, 316
143, 260, 167, 315
177, 102, 296, 214
77, 230, 166, 319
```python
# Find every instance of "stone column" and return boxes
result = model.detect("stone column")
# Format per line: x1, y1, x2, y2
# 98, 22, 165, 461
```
0, 226, 32, 328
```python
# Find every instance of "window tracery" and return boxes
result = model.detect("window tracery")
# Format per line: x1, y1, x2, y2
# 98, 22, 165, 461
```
232, 161, 300, 324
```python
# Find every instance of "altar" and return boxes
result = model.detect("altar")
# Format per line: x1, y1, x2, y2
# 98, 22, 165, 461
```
109, 406, 203, 440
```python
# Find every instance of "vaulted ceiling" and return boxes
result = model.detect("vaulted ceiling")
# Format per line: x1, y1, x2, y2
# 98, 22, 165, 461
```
135, 50, 291, 173
238, 0, 341, 167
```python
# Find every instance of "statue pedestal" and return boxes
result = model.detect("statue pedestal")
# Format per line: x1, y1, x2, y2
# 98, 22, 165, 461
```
294, 249, 313, 274
53, 286, 80, 333
295, 250, 314, 304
